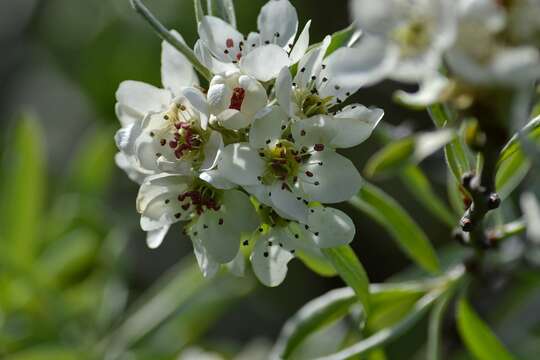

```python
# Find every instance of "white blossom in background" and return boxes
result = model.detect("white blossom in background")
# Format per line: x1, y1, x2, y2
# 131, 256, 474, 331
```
446, 0, 540, 87
350, 0, 457, 82
195, 0, 311, 81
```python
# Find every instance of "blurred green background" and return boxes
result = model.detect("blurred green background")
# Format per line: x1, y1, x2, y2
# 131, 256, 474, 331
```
2, 1, 538, 359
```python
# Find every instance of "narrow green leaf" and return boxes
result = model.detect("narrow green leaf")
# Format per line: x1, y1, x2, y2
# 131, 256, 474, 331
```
350, 183, 440, 273
400, 166, 457, 227
0, 114, 46, 267
365, 130, 454, 178
275, 280, 439, 360
322, 246, 370, 315
297, 247, 338, 277
496, 148, 530, 200
498, 115, 540, 165
7, 347, 81, 360
365, 138, 415, 178
275, 287, 359, 359
100, 257, 207, 356
428, 105, 472, 180
324, 25, 360, 56
67, 126, 116, 196
456, 297, 516, 360
427, 291, 453, 360
313, 290, 443, 360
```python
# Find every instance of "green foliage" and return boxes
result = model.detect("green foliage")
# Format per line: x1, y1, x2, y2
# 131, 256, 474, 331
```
322, 246, 370, 315
457, 297, 516, 360
207, 0, 237, 28
0, 114, 46, 268
350, 183, 440, 274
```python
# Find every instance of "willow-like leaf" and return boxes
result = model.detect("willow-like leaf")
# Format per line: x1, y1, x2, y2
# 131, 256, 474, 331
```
350, 183, 440, 274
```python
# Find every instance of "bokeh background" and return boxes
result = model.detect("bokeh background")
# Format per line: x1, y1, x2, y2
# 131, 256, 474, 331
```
1, 1, 537, 359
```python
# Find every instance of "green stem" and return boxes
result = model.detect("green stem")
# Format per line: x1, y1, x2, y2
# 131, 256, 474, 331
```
130, 0, 212, 81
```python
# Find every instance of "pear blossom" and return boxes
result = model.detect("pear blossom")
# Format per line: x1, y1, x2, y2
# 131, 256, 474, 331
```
114, 31, 200, 183
446, 0, 540, 87
249, 205, 355, 286
350, 0, 457, 83
115, 92, 222, 182
217, 106, 362, 223
206, 71, 268, 130
195, 0, 311, 81
137, 173, 259, 275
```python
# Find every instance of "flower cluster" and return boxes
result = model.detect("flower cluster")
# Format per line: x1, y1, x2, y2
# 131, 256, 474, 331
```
115, 0, 384, 286
350, 0, 540, 106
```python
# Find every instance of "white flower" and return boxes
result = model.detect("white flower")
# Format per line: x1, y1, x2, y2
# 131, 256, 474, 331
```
136, 173, 259, 274
446, 0, 540, 87
275, 37, 388, 125
217, 106, 362, 223
115, 89, 224, 182
207, 71, 268, 130
350, 0, 457, 83
114, 30, 200, 183
195, 0, 310, 81
249, 205, 355, 287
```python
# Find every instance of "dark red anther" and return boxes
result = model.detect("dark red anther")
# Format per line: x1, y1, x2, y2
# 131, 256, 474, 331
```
305, 171, 314, 177
181, 204, 190, 211
218, 218, 224, 225
169, 141, 178, 149
229, 87, 246, 111
160, 139, 166, 146
236, 52, 242, 61
175, 122, 182, 129
226, 38, 234, 48
314, 144, 325, 151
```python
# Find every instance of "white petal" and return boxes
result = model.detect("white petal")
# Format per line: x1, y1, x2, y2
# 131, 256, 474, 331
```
257, 0, 298, 48
198, 16, 244, 62
300, 150, 362, 204
218, 143, 265, 186
115, 80, 171, 114
318, 36, 398, 99
244, 184, 273, 207
199, 169, 236, 190
240, 45, 291, 82
250, 227, 296, 287
146, 225, 170, 249
249, 106, 288, 149
305, 207, 355, 248
394, 74, 449, 108
269, 182, 309, 223
350, 0, 399, 35
194, 40, 237, 74
207, 76, 232, 114
331, 105, 384, 148
219, 109, 250, 130
201, 131, 224, 171
291, 115, 338, 147
191, 232, 220, 278
289, 20, 311, 64
226, 251, 245, 277
196, 190, 257, 263
295, 36, 331, 88
238, 75, 268, 117
275, 67, 293, 116
161, 30, 199, 96
181, 87, 210, 129
115, 103, 143, 127
115, 152, 147, 184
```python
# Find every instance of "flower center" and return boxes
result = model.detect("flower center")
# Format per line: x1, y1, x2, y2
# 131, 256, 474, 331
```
258, 140, 319, 187
229, 87, 246, 111
156, 103, 206, 164
393, 19, 431, 56
293, 88, 333, 118
178, 181, 221, 215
